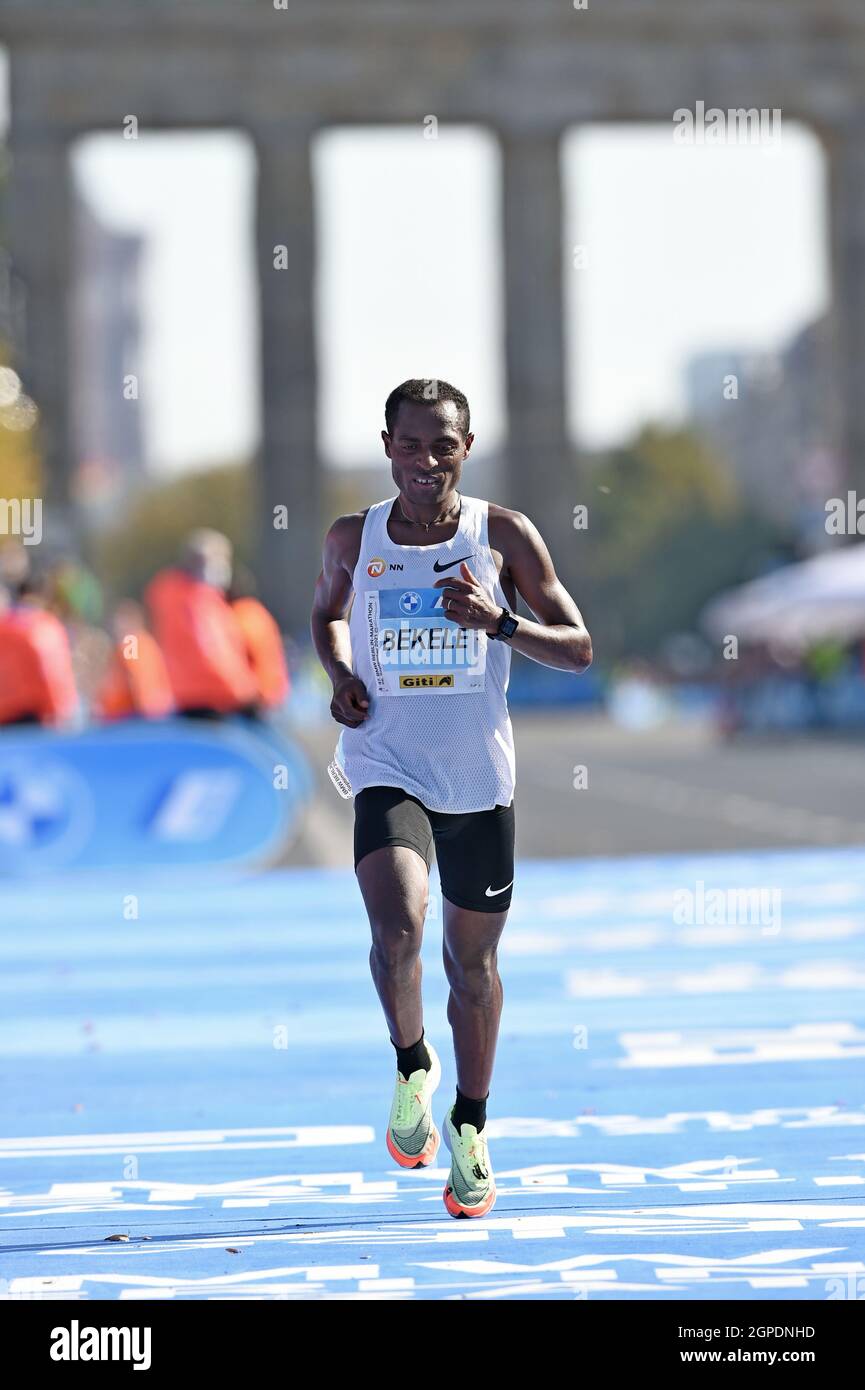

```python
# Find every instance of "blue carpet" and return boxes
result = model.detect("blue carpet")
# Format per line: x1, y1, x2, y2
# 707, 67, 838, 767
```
1, 846, 864, 1301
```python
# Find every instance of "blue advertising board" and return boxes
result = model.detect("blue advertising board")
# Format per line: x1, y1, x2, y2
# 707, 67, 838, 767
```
0, 718, 312, 876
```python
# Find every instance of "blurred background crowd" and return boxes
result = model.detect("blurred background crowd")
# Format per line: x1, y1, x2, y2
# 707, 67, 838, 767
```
0, 530, 290, 728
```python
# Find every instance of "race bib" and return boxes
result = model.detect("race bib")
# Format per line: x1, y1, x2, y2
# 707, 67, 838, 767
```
364, 587, 487, 695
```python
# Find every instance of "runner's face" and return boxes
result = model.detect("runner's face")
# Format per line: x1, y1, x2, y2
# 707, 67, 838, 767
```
382, 401, 472, 506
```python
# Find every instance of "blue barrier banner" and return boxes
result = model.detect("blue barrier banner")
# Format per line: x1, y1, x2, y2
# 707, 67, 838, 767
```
726, 671, 865, 732
0, 718, 312, 876
506, 661, 603, 707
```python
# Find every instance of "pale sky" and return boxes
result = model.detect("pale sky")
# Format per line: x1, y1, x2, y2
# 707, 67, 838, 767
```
0, 42, 830, 477
563, 123, 829, 449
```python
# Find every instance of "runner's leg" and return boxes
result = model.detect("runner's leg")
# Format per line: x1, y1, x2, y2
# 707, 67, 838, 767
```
435, 801, 515, 1100
357, 846, 430, 1046
442, 901, 508, 1099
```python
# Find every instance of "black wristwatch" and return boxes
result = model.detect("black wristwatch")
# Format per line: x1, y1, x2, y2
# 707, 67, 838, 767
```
489, 606, 519, 641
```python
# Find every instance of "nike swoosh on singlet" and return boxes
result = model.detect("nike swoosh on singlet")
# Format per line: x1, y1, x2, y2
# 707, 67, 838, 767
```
432, 553, 474, 572
485, 880, 514, 896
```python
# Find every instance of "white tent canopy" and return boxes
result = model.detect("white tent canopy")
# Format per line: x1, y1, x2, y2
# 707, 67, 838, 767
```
701, 542, 865, 649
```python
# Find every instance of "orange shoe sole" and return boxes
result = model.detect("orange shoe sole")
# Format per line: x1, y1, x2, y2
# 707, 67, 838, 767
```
443, 1180, 497, 1218
386, 1123, 441, 1169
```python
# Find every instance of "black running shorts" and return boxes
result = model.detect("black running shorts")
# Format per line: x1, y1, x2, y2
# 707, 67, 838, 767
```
353, 784, 515, 913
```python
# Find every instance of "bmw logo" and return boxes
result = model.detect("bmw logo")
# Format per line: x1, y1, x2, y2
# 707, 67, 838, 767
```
0, 755, 93, 870
399, 590, 422, 615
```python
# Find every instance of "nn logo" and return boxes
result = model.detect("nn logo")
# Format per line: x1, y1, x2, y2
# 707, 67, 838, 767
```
367, 556, 404, 576
50, 1320, 151, 1370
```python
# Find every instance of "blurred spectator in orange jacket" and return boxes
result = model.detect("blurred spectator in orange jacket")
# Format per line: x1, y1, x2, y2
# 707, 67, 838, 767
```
145, 530, 258, 717
228, 565, 290, 712
93, 600, 175, 722
0, 574, 79, 727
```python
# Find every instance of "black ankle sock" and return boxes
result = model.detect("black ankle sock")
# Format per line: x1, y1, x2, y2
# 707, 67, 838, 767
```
391, 1030, 431, 1081
452, 1086, 488, 1134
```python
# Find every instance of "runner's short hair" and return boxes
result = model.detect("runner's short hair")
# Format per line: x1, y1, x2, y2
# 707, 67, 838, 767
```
384, 379, 470, 440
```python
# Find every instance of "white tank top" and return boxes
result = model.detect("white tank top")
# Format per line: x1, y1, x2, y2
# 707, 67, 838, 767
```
329, 493, 516, 813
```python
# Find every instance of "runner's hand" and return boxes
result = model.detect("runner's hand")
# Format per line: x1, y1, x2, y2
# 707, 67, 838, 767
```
434, 561, 501, 632
331, 674, 371, 727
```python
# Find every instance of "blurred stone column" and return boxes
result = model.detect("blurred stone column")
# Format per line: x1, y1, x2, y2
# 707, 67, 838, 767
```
253, 125, 321, 637
5, 126, 76, 545
500, 125, 578, 596
829, 115, 865, 497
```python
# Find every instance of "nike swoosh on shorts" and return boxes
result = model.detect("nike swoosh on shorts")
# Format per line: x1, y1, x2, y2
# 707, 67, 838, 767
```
432, 553, 474, 572
485, 880, 514, 896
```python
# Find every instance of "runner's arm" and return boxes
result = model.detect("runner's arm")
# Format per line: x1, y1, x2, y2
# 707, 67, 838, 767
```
310, 516, 359, 685
502, 511, 592, 673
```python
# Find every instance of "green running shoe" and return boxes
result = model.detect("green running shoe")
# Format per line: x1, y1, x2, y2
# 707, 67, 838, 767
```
385, 1040, 442, 1168
442, 1105, 496, 1218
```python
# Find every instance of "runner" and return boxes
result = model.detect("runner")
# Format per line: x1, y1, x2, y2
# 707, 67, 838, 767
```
310, 379, 592, 1217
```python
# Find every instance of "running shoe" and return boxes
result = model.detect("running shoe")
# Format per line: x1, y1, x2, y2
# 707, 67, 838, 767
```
442, 1104, 497, 1218
385, 1040, 442, 1168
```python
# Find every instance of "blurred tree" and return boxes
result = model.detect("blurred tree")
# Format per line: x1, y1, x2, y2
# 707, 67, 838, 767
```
577, 425, 785, 663
325, 472, 376, 526
92, 461, 254, 602
0, 344, 41, 503
0, 140, 41, 504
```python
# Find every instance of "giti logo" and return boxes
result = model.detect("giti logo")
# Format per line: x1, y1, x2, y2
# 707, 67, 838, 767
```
367, 557, 404, 577
400, 674, 455, 688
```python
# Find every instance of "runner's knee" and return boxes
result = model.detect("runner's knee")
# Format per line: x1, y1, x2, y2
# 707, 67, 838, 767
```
443, 949, 500, 1002
369, 916, 425, 970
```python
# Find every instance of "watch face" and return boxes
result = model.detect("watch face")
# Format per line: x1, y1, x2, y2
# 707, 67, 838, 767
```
499, 613, 518, 638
